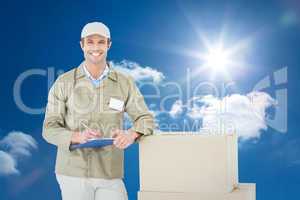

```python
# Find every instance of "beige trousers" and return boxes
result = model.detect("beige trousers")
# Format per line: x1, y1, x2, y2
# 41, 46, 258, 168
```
56, 174, 128, 200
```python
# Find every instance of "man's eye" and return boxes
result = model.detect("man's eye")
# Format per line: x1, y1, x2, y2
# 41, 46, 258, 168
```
99, 41, 105, 44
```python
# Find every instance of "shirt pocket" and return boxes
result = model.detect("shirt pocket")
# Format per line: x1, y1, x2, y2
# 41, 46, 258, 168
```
99, 95, 124, 136
103, 95, 126, 113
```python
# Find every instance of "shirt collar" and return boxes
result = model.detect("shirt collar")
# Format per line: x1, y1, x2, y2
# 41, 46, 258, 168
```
83, 64, 109, 81
75, 61, 118, 82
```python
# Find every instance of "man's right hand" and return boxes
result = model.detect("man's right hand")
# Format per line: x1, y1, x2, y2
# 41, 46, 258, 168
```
71, 130, 102, 144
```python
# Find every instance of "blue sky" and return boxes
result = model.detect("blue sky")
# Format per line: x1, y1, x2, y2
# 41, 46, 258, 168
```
0, 0, 300, 200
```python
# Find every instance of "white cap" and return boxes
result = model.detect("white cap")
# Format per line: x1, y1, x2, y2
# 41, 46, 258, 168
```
81, 22, 111, 39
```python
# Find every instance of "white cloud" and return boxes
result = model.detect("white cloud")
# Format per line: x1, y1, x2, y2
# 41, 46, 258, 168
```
188, 92, 275, 139
0, 151, 19, 175
110, 60, 165, 83
169, 100, 184, 118
167, 92, 276, 139
185, 96, 212, 119
0, 131, 37, 175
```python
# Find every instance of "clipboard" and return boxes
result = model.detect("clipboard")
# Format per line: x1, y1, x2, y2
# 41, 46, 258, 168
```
69, 138, 114, 151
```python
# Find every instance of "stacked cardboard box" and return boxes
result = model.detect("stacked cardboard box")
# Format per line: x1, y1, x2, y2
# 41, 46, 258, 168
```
138, 133, 256, 200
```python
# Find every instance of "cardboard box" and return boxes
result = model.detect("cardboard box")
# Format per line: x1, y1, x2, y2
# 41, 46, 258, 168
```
139, 132, 238, 193
138, 183, 256, 200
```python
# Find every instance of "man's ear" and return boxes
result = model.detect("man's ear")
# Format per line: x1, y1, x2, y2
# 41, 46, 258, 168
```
80, 39, 84, 49
107, 41, 112, 50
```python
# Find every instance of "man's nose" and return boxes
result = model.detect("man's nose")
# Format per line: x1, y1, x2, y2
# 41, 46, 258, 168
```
90, 44, 101, 51
91, 47, 100, 51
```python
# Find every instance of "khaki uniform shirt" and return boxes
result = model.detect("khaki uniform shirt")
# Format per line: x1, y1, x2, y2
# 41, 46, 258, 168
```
42, 61, 155, 179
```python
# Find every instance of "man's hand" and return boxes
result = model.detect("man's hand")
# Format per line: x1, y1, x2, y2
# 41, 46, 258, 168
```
71, 130, 102, 144
111, 129, 141, 149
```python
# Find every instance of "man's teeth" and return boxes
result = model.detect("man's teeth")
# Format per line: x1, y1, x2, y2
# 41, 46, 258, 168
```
91, 53, 100, 56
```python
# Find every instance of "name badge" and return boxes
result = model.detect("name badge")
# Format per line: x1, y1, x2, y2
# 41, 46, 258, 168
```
109, 97, 124, 111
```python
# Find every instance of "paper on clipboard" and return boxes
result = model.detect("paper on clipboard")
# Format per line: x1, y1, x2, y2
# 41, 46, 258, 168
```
70, 137, 114, 151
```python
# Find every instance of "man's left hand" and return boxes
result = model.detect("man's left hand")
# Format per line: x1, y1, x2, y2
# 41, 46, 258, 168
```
111, 129, 141, 149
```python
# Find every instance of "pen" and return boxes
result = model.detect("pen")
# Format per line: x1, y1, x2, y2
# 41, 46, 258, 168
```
81, 122, 114, 140
81, 122, 92, 131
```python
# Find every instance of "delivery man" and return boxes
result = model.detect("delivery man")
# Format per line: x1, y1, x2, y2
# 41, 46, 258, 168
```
42, 22, 155, 200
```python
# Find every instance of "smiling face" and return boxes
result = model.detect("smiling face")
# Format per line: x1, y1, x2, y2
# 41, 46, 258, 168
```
80, 34, 111, 65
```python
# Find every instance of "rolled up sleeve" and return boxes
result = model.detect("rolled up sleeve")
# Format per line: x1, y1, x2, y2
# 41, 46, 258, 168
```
124, 77, 155, 140
42, 78, 73, 151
